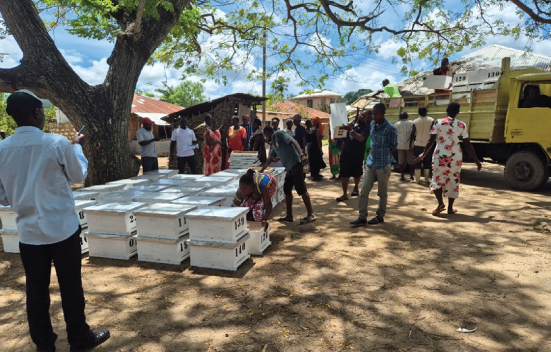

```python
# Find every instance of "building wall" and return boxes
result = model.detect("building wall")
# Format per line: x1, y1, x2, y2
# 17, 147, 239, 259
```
48, 122, 76, 141
296, 96, 339, 111
129, 114, 160, 141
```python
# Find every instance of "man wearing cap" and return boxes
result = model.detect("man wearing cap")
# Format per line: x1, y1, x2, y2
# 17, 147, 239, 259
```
136, 117, 159, 172
0, 90, 110, 352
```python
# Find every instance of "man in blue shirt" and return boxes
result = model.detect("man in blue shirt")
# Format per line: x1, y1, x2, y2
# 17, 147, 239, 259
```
0, 90, 110, 352
351, 103, 397, 225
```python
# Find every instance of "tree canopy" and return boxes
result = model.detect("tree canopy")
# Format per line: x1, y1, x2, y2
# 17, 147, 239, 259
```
156, 80, 207, 108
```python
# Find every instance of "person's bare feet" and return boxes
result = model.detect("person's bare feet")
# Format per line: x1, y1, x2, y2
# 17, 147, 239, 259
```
447, 209, 458, 214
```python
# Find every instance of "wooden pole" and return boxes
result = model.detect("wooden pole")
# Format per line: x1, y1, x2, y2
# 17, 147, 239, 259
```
262, 30, 267, 127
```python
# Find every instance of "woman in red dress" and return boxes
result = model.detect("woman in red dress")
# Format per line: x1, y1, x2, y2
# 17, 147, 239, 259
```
203, 119, 222, 175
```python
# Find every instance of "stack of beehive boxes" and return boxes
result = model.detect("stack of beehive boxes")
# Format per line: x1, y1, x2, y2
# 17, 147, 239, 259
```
0, 206, 19, 253
83, 202, 146, 260
74, 199, 96, 254
133, 204, 198, 265
185, 206, 251, 271
228, 151, 261, 169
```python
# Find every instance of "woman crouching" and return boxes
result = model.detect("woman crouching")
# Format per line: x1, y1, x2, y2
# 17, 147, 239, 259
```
231, 169, 277, 230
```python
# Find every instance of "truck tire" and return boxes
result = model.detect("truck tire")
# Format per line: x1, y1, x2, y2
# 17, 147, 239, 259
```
504, 151, 549, 191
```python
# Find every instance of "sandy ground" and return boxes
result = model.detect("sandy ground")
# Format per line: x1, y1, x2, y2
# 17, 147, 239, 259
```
1, 152, 551, 352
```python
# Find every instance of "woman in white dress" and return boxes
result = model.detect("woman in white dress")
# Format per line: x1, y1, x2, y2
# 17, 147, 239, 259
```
415, 102, 481, 215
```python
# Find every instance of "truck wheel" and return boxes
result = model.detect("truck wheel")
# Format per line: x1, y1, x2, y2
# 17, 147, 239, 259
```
504, 151, 549, 191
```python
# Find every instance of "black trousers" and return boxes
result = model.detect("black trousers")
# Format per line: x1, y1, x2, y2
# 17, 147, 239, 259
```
19, 228, 94, 350
141, 157, 158, 173
177, 156, 199, 174
413, 145, 432, 172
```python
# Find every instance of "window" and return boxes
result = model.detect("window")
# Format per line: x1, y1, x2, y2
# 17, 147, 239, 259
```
519, 82, 551, 109
330, 98, 335, 104
307, 99, 313, 108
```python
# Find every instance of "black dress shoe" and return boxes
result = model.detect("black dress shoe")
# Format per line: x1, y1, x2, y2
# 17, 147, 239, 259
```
70, 330, 110, 352
350, 218, 367, 226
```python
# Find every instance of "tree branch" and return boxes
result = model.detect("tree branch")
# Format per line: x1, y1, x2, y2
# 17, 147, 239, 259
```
133, 0, 147, 42
508, 0, 551, 24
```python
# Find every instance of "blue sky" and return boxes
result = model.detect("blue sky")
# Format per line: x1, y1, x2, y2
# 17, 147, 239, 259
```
1, 1, 550, 101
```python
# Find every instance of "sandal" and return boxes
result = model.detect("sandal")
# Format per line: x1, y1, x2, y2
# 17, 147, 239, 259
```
351, 190, 359, 197
432, 205, 446, 215
299, 214, 317, 225
448, 209, 458, 214
336, 195, 349, 202
277, 216, 293, 222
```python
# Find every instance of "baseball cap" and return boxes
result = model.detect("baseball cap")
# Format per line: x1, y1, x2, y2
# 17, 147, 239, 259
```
142, 117, 154, 124
6, 90, 52, 116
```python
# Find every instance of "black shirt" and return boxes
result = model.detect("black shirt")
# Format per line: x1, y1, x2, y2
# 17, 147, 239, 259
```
342, 120, 370, 157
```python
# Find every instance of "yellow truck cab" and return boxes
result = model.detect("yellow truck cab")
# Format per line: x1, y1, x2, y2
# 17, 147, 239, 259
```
382, 57, 551, 191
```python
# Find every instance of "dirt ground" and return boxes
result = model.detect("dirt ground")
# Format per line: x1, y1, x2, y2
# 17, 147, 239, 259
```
1, 153, 551, 352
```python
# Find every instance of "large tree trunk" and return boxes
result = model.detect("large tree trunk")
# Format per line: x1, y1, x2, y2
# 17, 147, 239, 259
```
0, 0, 189, 185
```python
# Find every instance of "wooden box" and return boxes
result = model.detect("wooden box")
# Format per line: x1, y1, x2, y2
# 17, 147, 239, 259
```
137, 234, 190, 265
134, 204, 198, 239
170, 196, 226, 208
86, 232, 138, 260
187, 232, 250, 271
84, 202, 146, 236
186, 206, 248, 242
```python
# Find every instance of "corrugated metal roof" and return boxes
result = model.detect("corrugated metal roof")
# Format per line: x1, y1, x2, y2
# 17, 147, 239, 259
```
292, 89, 343, 99
133, 112, 171, 126
361, 44, 551, 98
131, 94, 184, 114
265, 100, 330, 121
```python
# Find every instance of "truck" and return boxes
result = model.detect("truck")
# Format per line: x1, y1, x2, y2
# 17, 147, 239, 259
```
382, 57, 551, 191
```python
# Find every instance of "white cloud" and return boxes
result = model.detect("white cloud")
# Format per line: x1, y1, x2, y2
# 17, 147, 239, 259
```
70, 58, 109, 85
60, 49, 84, 64
327, 58, 400, 94
0, 35, 23, 68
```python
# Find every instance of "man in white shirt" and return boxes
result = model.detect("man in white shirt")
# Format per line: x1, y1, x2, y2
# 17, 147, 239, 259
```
394, 112, 415, 181
410, 107, 435, 183
0, 90, 109, 352
170, 116, 199, 174
136, 117, 159, 172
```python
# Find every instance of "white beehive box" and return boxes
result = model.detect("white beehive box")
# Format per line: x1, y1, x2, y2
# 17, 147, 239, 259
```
96, 190, 149, 204
77, 184, 125, 195
86, 232, 137, 260
186, 206, 248, 242
247, 223, 271, 255
152, 179, 190, 186
144, 169, 179, 178
0, 206, 17, 230
134, 203, 197, 239
73, 191, 99, 201
74, 200, 96, 228
196, 176, 236, 185
171, 196, 226, 208
423, 75, 452, 89
85, 202, 146, 236
80, 230, 89, 254
131, 175, 164, 183
187, 232, 250, 271
134, 192, 186, 204
137, 234, 190, 265
198, 183, 239, 207
107, 178, 150, 189
128, 184, 172, 192
161, 186, 208, 196
169, 174, 202, 181
0, 229, 19, 253
273, 169, 286, 188
275, 186, 285, 204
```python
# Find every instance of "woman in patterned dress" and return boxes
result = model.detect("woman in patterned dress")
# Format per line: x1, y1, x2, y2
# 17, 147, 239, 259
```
415, 102, 481, 215
231, 169, 277, 229
203, 119, 222, 175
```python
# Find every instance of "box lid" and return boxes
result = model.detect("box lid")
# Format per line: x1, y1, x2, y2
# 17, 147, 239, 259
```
170, 196, 226, 206
196, 176, 235, 183
0, 229, 18, 235
78, 184, 126, 192
130, 175, 164, 181
209, 171, 242, 178
107, 178, 150, 186
199, 183, 239, 197
161, 186, 207, 194
0, 205, 13, 211
97, 190, 149, 202
84, 202, 146, 214
74, 200, 96, 209
169, 174, 202, 181
128, 185, 171, 192
86, 232, 136, 239
72, 191, 99, 199
134, 193, 186, 202
137, 233, 189, 243
133, 203, 198, 216
182, 181, 225, 188
187, 232, 250, 248
152, 179, 190, 186
185, 206, 248, 221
